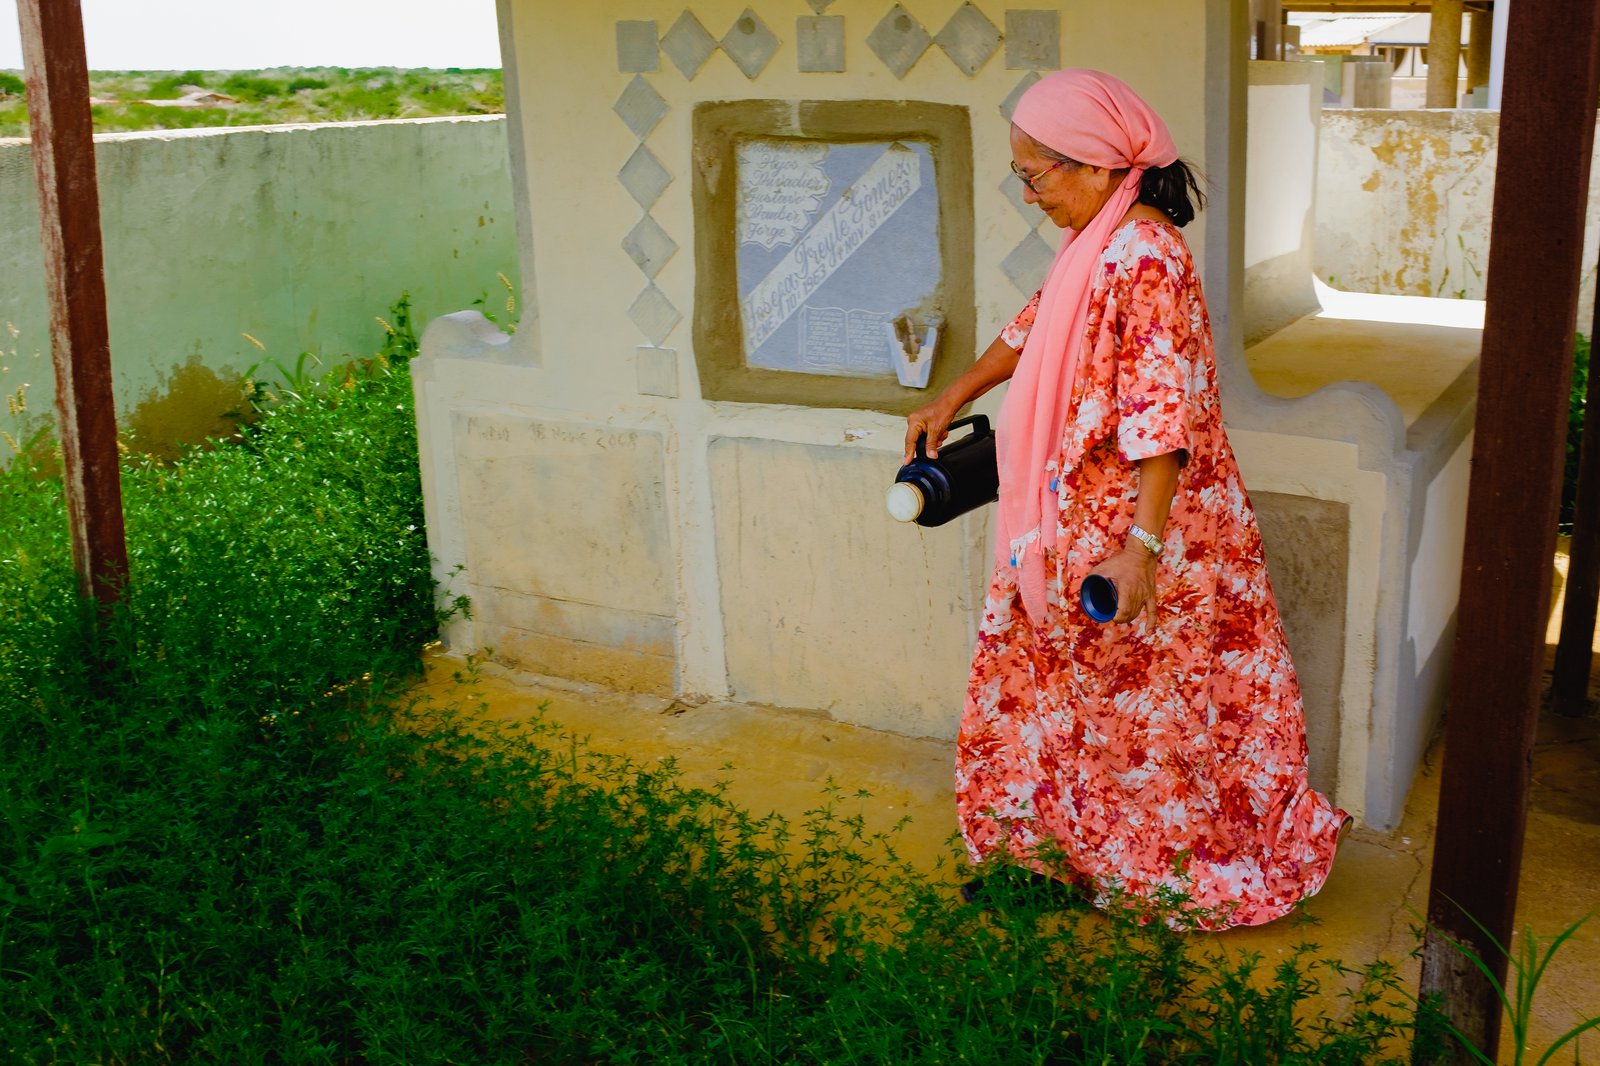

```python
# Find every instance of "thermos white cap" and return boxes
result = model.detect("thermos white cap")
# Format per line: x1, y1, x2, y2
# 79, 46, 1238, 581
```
885, 482, 925, 523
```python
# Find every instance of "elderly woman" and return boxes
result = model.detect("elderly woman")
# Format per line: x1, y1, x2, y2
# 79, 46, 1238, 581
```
905, 70, 1345, 930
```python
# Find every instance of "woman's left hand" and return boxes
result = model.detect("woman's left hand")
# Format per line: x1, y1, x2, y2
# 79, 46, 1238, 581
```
1087, 547, 1159, 627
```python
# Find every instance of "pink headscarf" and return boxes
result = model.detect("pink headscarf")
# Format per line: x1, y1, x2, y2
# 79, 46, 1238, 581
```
998, 69, 1178, 621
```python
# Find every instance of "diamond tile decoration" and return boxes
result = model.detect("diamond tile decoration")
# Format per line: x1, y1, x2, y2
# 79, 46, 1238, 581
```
934, 4, 1000, 77
616, 20, 660, 73
636, 346, 679, 398
1001, 231, 1056, 294
999, 172, 1034, 219
797, 15, 845, 72
721, 9, 781, 80
619, 145, 672, 209
622, 215, 679, 279
662, 10, 718, 80
629, 285, 682, 345
1005, 9, 1061, 70
613, 76, 668, 139
867, 5, 931, 79
805, 0, 835, 12
1000, 71, 1041, 121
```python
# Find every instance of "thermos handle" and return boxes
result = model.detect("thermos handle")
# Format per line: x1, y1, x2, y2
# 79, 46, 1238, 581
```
915, 414, 991, 460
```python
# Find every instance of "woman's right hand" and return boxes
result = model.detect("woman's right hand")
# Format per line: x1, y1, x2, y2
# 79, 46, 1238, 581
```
901, 334, 1026, 463
903, 394, 962, 463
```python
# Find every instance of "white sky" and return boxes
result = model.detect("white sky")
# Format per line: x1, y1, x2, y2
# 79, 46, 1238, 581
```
0, 0, 502, 70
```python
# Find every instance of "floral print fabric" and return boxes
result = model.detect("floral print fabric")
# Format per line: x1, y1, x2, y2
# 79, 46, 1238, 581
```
956, 220, 1345, 930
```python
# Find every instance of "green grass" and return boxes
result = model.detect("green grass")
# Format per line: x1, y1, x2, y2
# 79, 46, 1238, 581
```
1, 293, 1579, 1063
1562, 333, 1592, 532
0, 67, 502, 137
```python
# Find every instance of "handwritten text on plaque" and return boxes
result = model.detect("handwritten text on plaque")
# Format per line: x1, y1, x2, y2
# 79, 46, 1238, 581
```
734, 139, 941, 379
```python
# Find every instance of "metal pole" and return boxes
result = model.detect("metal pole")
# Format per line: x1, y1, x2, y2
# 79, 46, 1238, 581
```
16, 0, 128, 609
1416, 0, 1600, 1061
1551, 255, 1600, 718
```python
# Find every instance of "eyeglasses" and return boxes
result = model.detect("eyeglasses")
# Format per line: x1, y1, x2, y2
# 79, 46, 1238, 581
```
1011, 159, 1067, 193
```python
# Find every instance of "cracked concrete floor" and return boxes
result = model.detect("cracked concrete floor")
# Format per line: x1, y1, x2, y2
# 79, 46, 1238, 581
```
414, 650, 1597, 1060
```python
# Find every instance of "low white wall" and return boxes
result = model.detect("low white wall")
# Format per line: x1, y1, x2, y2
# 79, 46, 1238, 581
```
1316, 108, 1600, 317
1244, 61, 1320, 344
0, 116, 515, 456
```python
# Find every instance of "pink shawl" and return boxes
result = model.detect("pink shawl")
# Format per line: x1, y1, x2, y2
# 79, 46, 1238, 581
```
998, 70, 1178, 621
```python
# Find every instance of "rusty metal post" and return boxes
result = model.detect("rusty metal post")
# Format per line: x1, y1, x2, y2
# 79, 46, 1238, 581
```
1417, 1, 1600, 1062
17, 0, 128, 608
1552, 258, 1600, 719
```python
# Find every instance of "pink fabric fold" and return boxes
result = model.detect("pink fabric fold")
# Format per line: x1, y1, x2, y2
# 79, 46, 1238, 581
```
997, 69, 1179, 621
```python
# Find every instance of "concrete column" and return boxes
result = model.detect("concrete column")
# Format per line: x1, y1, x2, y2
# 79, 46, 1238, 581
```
1426, 0, 1465, 108
1249, 0, 1283, 60
1466, 9, 1492, 93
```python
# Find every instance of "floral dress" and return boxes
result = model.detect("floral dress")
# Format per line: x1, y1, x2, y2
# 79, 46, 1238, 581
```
956, 219, 1346, 930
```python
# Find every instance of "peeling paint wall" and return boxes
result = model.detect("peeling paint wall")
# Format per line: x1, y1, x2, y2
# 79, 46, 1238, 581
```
1316, 108, 1600, 317
0, 116, 516, 460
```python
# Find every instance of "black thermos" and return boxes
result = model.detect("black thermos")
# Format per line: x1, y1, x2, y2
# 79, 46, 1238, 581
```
886, 415, 999, 527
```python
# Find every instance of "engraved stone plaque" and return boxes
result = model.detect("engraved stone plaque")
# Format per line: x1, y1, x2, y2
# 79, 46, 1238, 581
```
734, 138, 941, 378
690, 98, 973, 413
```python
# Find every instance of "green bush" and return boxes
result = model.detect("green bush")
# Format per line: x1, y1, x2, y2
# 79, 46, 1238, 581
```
1562, 333, 1591, 531
0, 67, 503, 136
0, 71, 25, 97
0, 295, 441, 715
220, 72, 285, 102
143, 74, 192, 100
10, 292, 1568, 1063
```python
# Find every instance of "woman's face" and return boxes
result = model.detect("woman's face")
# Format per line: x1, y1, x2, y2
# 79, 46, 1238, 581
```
1009, 125, 1115, 232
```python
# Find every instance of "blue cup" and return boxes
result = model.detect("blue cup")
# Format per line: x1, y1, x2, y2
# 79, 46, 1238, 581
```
1080, 574, 1118, 623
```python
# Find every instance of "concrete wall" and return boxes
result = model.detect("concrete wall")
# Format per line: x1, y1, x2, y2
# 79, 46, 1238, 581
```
418, 0, 1241, 729
1299, 55, 1392, 109
0, 116, 516, 459
1240, 62, 1482, 826
1245, 61, 1320, 345
1247, 0, 1283, 61
418, 0, 1456, 827
1316, 108, 1600, 316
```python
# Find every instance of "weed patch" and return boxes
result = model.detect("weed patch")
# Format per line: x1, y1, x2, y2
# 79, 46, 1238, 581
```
0, 296, 1573, 1063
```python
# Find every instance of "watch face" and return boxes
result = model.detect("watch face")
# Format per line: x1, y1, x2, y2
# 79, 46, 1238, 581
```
1131, 525, 1161, 555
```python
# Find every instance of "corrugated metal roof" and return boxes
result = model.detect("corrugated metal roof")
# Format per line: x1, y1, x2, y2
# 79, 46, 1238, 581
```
1367, 13, 1461, 46
1298, 15, 1410, 49
1298, 13, 1469, 50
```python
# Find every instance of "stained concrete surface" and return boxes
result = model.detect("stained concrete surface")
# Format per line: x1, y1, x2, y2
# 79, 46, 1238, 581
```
1245, 282, 1483, 431
0, 118, 516, 454
414, 635, 1597, 1060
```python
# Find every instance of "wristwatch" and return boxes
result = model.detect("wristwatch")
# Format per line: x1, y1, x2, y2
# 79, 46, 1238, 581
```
1128, 523, 1163, 557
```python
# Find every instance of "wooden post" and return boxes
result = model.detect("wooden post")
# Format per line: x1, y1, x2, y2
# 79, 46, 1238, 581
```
1417, 1, 1600, 1062
1551, 259, 1600, 719
17, 0, 128, 609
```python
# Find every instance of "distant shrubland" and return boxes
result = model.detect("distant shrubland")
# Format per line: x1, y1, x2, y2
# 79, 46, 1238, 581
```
0, 66, 502, 136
